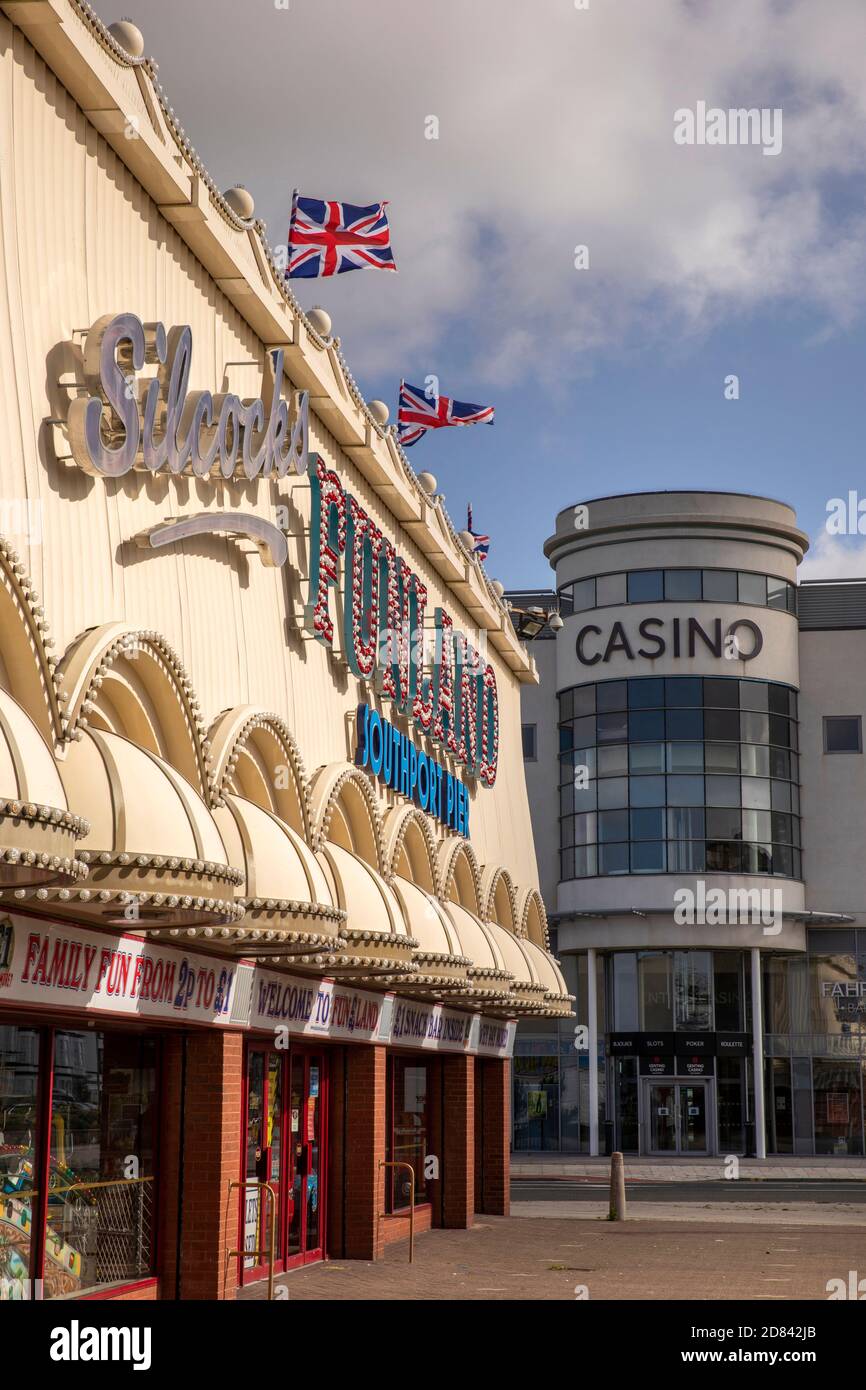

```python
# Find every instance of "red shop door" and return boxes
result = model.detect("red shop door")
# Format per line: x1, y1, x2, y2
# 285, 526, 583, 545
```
241, 1045, 286, 1283
240, 1045, 327, 1284
285, 1050, 327, 1268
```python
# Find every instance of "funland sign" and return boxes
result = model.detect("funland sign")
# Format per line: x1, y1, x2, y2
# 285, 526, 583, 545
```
306, 459, 499, 787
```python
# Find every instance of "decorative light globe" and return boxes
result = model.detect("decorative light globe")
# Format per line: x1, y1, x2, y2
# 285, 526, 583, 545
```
108, 19, 145, 58
306, 307, 332, 338
223, 185, 255, 220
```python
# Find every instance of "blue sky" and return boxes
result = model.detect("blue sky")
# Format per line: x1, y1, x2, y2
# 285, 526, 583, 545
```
97, 0, 866, 588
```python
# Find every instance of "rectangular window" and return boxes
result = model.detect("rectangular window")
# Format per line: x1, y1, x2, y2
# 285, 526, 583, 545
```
599, 744, 629, 776
702, 570, 738, 602
674, 951, 712, 1030
627, 570, 663, 603
664, 569, 701, 601
766, 577, 789, 611
387, 1058, 430, 1209
0, 1024, 41, 1299
740, 680, 769, 712
612, 953, 639, 1031
812, 1059, 863, 1157
521, 723, 537, 761
0, 1026, 159, 1301
629, 775, 665, 807
596, 573, 627, 607
630, 743, 665, 774
47, 1031, 158, 1298
714, 951, 744, 1032
596, 680, 628, 712
823, 716, 862, 753
667, 806, 705, 839
598, 777, 628, 810
639, 952, 673, 1028
738, 572, 768, 605
598, 842, 629, 875
570, 577, 595, 613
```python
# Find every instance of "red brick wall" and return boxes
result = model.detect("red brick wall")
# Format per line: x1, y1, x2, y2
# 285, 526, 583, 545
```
441, 1054, 474, 1229
86, 1282, 159, 1301
331, 1044, 387, 1260
158, 1030, 244, 1300
475, 1058, 510, 1215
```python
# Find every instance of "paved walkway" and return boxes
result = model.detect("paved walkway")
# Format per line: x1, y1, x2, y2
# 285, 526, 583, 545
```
237, 1214, 866, 1300
512, 1154, 866, 1181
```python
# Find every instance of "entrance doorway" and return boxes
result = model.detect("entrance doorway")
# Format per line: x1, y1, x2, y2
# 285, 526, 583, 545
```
241, 1043, 327, 1284
645, 1080, 710, 1155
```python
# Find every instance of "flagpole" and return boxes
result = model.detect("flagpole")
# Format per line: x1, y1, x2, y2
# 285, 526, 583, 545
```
287, 187, 299, 280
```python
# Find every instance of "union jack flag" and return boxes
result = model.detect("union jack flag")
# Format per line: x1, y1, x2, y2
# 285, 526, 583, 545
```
397, 380, 495, 448
467, 504, 490, 561
286, 192, 397, 278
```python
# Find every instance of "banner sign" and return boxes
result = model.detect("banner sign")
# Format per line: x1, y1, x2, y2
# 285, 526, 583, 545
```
0, 917, 243, 1027
0, 917, 515, 1056
475, 1018, 517, 1058
248, 967, 387, 1044
390, 999, 475, 1052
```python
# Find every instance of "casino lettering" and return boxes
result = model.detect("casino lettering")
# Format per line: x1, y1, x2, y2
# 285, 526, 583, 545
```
575, 614, 764, 665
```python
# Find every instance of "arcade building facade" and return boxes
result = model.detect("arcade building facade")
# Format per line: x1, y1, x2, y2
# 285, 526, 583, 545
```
0, 1, 570, 1301
515, 491, 866, 1160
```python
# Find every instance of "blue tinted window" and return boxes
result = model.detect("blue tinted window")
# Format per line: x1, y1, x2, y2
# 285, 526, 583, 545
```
629, 710, 665, 742
627, 571, 664, 603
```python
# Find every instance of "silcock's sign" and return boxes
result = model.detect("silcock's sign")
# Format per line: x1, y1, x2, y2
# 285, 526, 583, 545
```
307, 459, 499, 787
65, 313, 500, 788
68, 312, 309, 479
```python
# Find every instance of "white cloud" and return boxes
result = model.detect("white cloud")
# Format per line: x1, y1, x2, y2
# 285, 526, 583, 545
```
98, 0, 866, 388
799, 530, 866, 581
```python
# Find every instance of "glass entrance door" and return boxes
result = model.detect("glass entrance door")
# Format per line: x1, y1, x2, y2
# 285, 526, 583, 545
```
286, 1051, 325, 1267
646, 1081, 709, 1155
241, 1045, 327, 1284
243, 1045, 282, 1281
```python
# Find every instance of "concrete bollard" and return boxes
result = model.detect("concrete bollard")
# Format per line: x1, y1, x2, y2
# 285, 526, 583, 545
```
608, 1151, 627, 1221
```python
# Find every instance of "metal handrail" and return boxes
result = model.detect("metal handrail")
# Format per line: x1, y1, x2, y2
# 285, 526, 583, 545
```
377, 1160, 415, 1264
227, 1179, 277, 1300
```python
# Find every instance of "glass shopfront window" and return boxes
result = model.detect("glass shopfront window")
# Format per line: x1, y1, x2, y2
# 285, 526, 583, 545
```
639, 953, 673, 1031
512, 1046, 561, 1151
0, 1025, 158, 1300
813, 1060, 864, 1156
0, 1025, 40, 1299
387, 1057, 429, 1209
674, 951, 712, 1030
717, 1057, 746, 1153
512, 951, 604, 1154
714, 951, 745, 1031
765, 1057, 794, 1154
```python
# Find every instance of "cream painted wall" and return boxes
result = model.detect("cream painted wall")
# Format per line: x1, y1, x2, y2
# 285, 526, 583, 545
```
0, 19, 540, 890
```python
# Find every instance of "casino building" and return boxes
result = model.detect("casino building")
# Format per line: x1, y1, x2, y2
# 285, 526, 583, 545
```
0, 2, 570, 1301
513, 491, 866, 1161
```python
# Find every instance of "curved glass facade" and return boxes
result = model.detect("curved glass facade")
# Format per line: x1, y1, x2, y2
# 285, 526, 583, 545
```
558, 567, 797, 616
559, 675, 801, 880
